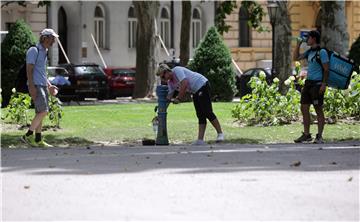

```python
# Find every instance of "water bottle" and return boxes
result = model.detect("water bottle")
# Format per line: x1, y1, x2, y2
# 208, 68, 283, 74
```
291, 36, 306, 43
152, 116, 159, 139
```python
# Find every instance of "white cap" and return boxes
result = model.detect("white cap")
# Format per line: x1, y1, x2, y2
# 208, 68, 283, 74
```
40, 28, 59, 38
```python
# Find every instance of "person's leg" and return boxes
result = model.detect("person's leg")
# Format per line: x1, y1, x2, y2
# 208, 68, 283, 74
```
301, 104, 311, 135
294, 83, 312, 143
199, 83, 224, 141
193, 91, 207, 143
210, 118, 222, 134
22, 86, 49, 146
314, 105, 325, 136
29, 112, 47, 132
198, 124, 206, 141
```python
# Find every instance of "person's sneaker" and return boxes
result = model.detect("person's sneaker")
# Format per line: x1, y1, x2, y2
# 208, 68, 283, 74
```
191, 139, 207, 146
20, 135, 38, 147
37, 140, 53, 148
294, 133, 312, 143
216, 133, 224, 142
313, 134, 324, 144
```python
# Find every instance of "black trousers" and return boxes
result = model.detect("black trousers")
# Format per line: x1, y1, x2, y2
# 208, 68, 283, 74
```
192, 82, 217, 124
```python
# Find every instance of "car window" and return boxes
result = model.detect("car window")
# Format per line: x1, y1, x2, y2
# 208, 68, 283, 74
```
74, 66, 104, 75
112, 69, 135, 77
47, 68, 69, 77
243, 69, 254, 76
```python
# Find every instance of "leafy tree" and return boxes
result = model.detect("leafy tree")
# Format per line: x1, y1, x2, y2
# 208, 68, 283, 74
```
215, 1, 268, 35
1, 1, 50, 8
133, 1, 160, 98
188, 27, 236, 101
349, 35, 360, 73
179, 1, 191, 66
320, 1, 349, 55
1, 19, 36, 107
215, 1, 237, 35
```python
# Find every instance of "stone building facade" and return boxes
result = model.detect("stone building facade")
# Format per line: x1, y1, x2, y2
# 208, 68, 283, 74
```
223, 1, 360, 72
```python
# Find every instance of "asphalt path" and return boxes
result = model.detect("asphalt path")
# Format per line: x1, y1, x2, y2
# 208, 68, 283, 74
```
1, 142, 359, 221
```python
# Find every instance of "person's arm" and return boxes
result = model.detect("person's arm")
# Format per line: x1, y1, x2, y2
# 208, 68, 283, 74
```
320, 62, 329, 94
176, 78, 189, 101
293, 40, 306, 61
26, 63, 36, 100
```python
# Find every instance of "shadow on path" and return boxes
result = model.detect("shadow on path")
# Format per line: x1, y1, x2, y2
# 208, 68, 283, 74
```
2, 141, 359, 175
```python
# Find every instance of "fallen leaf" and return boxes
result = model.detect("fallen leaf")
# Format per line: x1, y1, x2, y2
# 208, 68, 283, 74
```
348, 177, 353, 182
290, 161, 301, 167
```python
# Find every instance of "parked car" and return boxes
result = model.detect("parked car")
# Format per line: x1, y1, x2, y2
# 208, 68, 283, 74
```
51, 63, 108, 101
235, 67, 273, 98
103, 67, 136, 98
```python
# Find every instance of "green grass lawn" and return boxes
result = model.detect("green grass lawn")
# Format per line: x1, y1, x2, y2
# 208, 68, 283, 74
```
1, 102, 359, 148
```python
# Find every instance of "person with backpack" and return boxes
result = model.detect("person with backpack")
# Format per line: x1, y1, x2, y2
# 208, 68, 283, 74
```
156, 64, 224, 145
293, 30, 329, 144
21, 28, 59, 147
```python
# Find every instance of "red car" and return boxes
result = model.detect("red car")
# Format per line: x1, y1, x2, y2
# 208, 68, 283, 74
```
103, 67, 136, 98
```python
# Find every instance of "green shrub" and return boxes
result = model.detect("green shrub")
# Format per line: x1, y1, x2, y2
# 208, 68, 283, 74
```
1, 19, 36, 107
3, 89, 64, 128
349, 35, 360, 73
324, 72, 360, 120
232, 73, 300, 126
3, 89, 32, 126
188, 26, 236, 101
48, 96, 64, 128
232, 70, 360, 126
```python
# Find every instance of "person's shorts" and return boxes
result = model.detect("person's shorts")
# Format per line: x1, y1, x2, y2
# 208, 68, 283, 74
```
300, 80, 324, 106
34, 85, 49, 113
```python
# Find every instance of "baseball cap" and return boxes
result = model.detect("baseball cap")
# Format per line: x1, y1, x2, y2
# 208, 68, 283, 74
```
40, 28, 59, 38
308, 30, 320, 42
156, 63, 171, 76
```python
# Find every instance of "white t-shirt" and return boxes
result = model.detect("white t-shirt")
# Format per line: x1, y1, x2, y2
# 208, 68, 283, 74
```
167, 66, 208, 95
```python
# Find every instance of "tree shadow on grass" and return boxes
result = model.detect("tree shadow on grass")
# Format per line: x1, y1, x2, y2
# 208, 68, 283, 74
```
1, 134, 94, 148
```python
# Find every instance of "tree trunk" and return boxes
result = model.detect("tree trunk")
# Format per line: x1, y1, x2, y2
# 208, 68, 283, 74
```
273, 1, 292, 94
320, 1, 349, 55
133, 1, 160, 98
179, 1, 191, 66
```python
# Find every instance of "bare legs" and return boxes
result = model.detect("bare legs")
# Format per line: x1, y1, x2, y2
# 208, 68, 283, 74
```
197, 118, 223, 140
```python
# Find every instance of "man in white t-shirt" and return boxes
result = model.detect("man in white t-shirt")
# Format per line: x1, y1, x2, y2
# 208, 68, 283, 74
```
156, 64, 224, 145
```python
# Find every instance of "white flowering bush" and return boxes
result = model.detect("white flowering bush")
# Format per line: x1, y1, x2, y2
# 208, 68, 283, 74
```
3, 88, 32, 126
232, 74, 300, 126
324, 72, 360, 120
232, 68, 360, 126
3, 89, 64, 128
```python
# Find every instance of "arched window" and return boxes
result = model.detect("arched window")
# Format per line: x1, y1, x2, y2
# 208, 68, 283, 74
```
238, 6, 251, 47
94, 4, 106, 48
128, 6, 137, 48
192, 8, 202, 48
160, 7, 171, 48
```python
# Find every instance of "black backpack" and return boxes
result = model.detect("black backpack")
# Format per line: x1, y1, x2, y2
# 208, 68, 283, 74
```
15, 45, 39, 93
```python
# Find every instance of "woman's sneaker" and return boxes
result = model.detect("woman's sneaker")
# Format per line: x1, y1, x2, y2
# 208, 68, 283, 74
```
191, 139, 207, 146
216, 133, 224, 142
313, 134, 324, 144
294, 133, 312, 143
